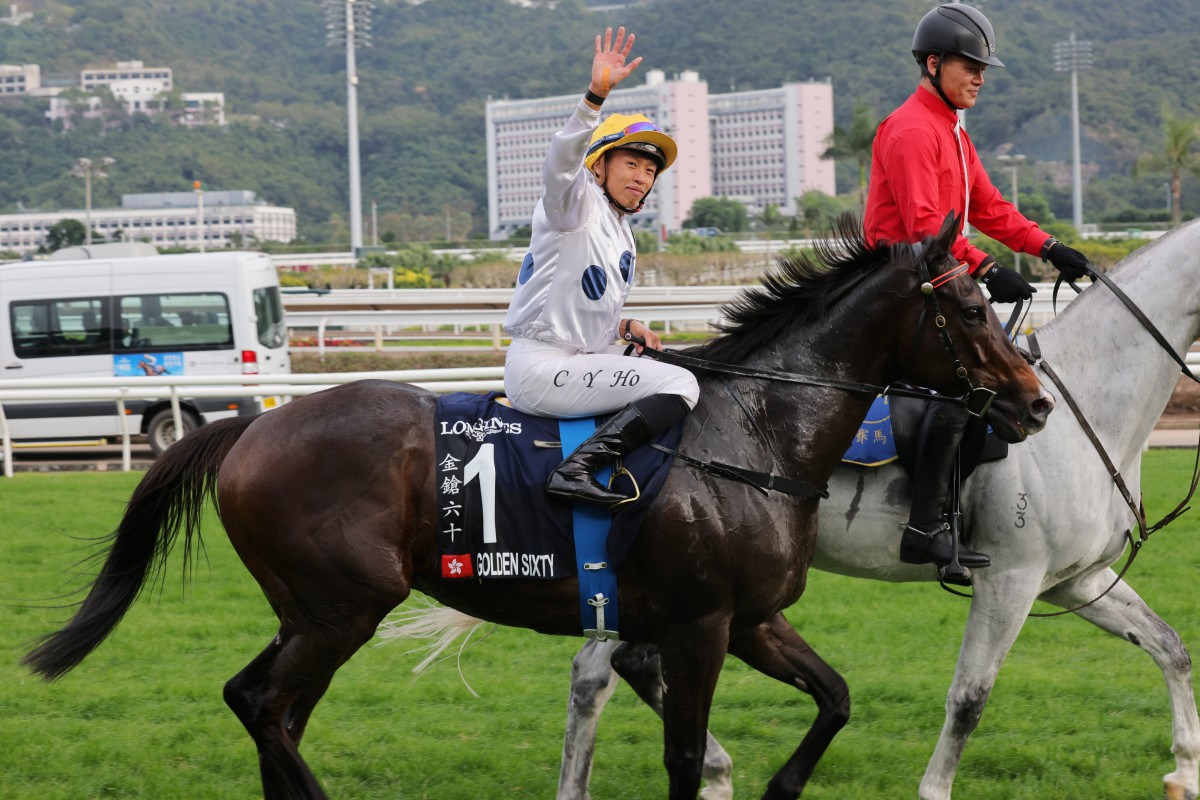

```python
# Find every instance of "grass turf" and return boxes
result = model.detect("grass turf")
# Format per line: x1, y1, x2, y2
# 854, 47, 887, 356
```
1, 451, 1197, 798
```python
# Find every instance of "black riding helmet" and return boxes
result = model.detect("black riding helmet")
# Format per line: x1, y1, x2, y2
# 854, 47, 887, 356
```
912, 4, 1004, 110
912, 4, 1005, 68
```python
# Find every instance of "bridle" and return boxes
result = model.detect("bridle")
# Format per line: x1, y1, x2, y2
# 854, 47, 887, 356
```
627, 245, 1003, 499
908, 254, 998, 418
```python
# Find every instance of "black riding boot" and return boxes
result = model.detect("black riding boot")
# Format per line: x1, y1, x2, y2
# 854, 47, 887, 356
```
547, 394, 689, 507
899, 404, 991, 569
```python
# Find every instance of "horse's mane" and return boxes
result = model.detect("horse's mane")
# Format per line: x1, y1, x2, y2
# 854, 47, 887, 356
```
698, 215, 912, 365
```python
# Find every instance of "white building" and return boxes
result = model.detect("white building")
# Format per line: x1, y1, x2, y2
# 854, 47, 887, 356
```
181, 92, 226, 126
0, 3, 33, 26
78, 60, 171, 115
485, 70, 835, 239
0, 191, 296, 253
0, 63, 43, 96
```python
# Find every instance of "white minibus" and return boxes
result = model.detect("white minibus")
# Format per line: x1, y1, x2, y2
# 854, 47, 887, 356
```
0, 248, 289, 454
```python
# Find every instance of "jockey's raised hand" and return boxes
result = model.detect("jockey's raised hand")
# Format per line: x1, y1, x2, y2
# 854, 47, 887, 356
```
590, 26, 641, 101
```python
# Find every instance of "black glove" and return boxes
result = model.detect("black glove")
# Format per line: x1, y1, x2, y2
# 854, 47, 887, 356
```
1042, 238, 1090, 282
980, 261, 1035, 304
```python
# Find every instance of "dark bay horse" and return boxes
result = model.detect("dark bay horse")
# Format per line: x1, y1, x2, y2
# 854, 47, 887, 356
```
23, 215, 1052, 800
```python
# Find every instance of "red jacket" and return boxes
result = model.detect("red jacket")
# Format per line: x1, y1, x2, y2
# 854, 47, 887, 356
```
864, 88, 1051, 275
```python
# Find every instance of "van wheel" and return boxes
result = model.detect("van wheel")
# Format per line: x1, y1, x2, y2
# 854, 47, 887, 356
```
147, 409, 199, 455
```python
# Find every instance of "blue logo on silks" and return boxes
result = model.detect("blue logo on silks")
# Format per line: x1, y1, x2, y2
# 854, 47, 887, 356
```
113, 352, 185, 377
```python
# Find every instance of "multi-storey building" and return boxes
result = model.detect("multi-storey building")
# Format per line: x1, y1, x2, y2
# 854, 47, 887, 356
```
709, 81, 836, 217
79, 60, 172, 114
0, 63, 41, 96
485, 70, 835, 239
0, 191, 296, 254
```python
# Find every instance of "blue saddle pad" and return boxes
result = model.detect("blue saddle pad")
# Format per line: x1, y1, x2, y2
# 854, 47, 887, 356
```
842, 395, 898, 467
433, 392, 680, 582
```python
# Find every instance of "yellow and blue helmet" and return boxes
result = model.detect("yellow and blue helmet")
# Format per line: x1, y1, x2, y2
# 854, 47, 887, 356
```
584, 113, 678, 174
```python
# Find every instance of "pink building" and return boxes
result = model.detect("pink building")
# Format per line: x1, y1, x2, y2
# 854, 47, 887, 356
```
486, 70, 834, 239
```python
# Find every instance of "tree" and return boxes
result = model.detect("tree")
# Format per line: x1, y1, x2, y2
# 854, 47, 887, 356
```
41, 219, 88, 253
821, 99, 877, 217
794, 190, 850, 238
684, 196, 747, 233
1133, 104, 1200, 227
756, 203, 784, 232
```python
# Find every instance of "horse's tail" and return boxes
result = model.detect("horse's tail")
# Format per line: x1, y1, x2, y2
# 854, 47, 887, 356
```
22, 415, 256, 681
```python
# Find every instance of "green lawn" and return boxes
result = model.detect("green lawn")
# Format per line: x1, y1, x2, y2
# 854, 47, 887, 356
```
1, 452, 1197, 799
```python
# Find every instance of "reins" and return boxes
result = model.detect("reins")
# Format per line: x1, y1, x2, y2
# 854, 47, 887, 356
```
947, 266, 1200, 615
629, 258, 997, 419
625, 254, 999, 497
629, 343, 995, 416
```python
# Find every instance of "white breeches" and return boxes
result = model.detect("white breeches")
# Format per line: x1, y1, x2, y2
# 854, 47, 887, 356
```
504, 338, 700, 418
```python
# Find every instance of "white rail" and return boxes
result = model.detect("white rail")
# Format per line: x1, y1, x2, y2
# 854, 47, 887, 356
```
0, 369, 503, 478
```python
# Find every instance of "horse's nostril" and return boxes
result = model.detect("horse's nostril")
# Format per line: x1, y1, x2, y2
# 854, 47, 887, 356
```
1031, 395, 1055, 416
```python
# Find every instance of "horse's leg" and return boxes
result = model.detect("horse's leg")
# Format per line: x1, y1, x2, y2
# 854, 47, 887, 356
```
558, 638, 736, 800
658, 621, 730, 800
918, 571, 1041, 800
224, 614, 386, 800
610, 642, 734, 800
558, 638, 621, 800
726, 613, 850, 800
1041, 570, 1200, 800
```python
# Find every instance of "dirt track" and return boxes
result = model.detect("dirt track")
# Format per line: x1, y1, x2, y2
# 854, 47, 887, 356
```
1163, 377, 1200, 428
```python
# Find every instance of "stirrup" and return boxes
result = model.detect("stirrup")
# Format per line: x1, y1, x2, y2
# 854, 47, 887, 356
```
606, 458, 641, 512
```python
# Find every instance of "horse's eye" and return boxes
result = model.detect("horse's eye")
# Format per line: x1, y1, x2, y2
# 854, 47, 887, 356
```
963, 306, 986, 322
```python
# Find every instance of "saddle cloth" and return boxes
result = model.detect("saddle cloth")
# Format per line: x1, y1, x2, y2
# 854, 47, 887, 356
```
434, 392, 680, 582
842, 396, 899, 466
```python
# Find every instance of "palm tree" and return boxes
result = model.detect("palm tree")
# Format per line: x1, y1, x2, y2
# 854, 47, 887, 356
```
1133, 103, 1200, 227
821, 100, 877, 217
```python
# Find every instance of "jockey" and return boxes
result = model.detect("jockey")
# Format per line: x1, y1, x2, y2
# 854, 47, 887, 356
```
503, 27, 699, 507
865, 4, 1089, 570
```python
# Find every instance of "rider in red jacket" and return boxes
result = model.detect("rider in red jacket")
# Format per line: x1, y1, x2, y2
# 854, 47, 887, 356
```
865, 4, 1088, 573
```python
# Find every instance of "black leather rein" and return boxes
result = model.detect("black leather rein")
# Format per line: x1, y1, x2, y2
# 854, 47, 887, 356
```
624, 262, 998, 498
1014, 267, 1200, 617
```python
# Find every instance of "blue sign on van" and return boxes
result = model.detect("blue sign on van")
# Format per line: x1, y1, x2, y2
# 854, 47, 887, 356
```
114, 352, 185, 377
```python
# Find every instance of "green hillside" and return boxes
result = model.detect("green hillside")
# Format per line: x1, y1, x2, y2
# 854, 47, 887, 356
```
1, 0, 1197, 244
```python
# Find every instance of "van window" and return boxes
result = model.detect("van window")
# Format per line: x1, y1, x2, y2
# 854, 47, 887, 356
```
9, 292, 237, 358
11, 297, 112, 358
117, 293, 233, 351
253, 286, 286, 348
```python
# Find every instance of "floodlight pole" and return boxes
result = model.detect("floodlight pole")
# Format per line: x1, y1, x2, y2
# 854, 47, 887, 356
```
71, 156, 114, 246
1055, 32, 1093, 233
345, 0, 362, 255
997, 153, 1025, 271
327, 0, 373, 257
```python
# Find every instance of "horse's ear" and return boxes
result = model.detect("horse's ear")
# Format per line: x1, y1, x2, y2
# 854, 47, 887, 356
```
927, 211, 961, 266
